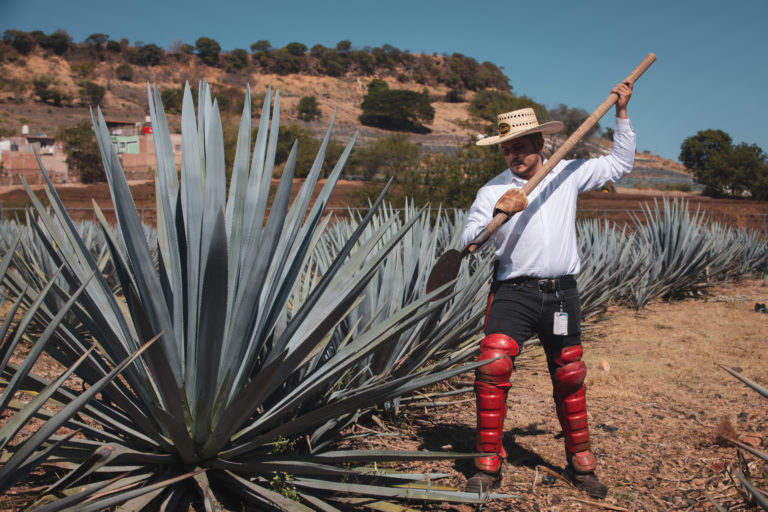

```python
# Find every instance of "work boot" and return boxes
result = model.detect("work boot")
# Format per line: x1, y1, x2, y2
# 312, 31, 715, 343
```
562, 464, 608, 499
464, 470, 501, 493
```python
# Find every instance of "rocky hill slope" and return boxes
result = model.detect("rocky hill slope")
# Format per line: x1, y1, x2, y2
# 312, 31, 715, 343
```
0, 46, 688, 187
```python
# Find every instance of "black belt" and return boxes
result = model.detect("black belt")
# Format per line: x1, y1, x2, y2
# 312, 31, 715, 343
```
501, 275, 577, 292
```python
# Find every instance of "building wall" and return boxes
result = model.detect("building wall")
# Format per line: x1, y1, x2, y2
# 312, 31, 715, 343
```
0, 133, 183, 185
0, 149, 69, 185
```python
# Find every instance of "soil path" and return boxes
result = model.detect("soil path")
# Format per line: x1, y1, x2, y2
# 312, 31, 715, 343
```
373, 278, 768, 511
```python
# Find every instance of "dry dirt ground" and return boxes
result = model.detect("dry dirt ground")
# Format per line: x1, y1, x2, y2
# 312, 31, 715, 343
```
364, 278, 768, 512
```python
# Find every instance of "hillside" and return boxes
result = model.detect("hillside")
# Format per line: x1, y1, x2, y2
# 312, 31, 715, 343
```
0, 43, 687, 186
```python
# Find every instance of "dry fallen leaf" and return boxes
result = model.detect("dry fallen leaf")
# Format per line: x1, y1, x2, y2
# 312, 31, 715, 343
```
739, 433, 762, 447
711, 417, 738, 446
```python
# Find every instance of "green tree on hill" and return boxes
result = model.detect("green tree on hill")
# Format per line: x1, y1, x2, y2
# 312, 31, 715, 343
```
40, 29, 72, 55
3, 30, 35, 54
348, 134, 420, 181
126, 43, 163, 66
360, 80, 434, 133
680, 129, 768, 199
195, 37, 221, 66
469, 90, 548, 127
56, 121, 105, 183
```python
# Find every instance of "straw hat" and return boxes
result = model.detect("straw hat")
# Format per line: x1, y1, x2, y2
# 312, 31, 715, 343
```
476, 108, 563, 146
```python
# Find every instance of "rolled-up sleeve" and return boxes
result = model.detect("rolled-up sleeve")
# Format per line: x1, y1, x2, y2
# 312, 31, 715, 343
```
575, 117, 636, 192
461, 187, 495, 247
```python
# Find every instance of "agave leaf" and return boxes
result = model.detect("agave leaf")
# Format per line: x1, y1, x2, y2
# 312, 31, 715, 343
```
91, 108, 182, 388
74, 470, 204, 512
0, 288, 28, 373
0, 334, 159, 491
192, 470, 222, 512
0, 268, 92, 414
216, 470, 314, 512
292, 477, 515, 502
201, 183, 398, 455
312, 450, 478, 463
209, 459, 353, 477
235, 284, 456, 441
225, 359, 481, 457
333, 498, 419, 512
192, 209, 228, 443
0, 353, 88, 491
705, 496, 729, 512
717, 435, 768, 463
29, 472, 131, 512
297, 493, 342, 512
147, 84, 183, 356
20, 160, 137, 360
720, 365, 768, 399
734, 470, 768, 509
114, 487, 167, 512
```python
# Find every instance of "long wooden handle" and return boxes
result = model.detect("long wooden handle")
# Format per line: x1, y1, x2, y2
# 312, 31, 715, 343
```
464, 52, 656, 254
522, 52, 656, 195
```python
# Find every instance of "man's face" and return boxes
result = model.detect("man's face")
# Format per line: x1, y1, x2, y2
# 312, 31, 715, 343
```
500, 136, 542, 180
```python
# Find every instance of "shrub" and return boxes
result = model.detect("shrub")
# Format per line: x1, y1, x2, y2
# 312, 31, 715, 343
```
250, 39, 271, 53
470, 90, 548, 125
2, 30, 34, 54
225, 48, 249, 71
31, 76, 66, 106
348, 133, 420, 181
445, 87, 466, 103
296, 95, 321, 121
105, 39, 121, 52
285, 41, 307, 56
126, 43, 163, 66
195, 36, 221, 66
39, 29, 72, 55
160, 87, 184, 113
56, 120, 104, 182
115, 63, 133, 81
360, 80, 434, 132
79, 80, 106, 106
269, 47, 302, 74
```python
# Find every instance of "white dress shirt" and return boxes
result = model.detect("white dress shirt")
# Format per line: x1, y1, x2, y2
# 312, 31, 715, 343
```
461, 117, 636, 281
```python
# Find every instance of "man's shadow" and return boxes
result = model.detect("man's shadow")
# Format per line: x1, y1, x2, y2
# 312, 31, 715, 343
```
416, 421, 562, 478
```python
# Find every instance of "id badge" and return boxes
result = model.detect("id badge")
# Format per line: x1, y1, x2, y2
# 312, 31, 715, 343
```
553, 312, 569, 336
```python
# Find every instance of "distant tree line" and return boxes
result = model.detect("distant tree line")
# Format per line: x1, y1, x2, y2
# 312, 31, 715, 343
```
1, 30, 509, 91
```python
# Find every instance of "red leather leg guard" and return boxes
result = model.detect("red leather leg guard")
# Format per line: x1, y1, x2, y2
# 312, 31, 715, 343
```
474, 333, 519, 473
551, 345, 596, 473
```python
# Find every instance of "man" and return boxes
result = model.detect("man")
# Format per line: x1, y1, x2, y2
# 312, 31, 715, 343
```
462, 81, 634, 497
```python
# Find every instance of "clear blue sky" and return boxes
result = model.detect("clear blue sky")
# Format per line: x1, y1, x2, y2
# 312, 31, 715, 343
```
2, 0, 766, 162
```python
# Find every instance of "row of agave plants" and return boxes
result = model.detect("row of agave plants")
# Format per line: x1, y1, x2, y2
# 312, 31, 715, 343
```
577, 199, 768, 318
0, 85, 506, 510
0, 81, 767, 509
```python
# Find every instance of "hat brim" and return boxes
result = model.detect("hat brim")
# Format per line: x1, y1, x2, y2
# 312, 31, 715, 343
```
475, 120, 564, 146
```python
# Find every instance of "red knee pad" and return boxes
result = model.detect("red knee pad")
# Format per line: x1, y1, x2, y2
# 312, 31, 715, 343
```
476, 334, 519, 385
552, 345, 593, 458
553, 345, 586, 397
473, 334, 518, 474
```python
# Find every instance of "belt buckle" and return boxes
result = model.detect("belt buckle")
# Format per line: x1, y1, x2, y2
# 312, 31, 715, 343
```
537, 279, 556, 292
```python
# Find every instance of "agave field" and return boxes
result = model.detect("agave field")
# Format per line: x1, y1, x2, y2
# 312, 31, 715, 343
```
0, 83, 767, 511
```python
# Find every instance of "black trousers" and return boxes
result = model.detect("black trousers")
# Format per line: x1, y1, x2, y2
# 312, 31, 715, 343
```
484, 275, 582, 375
